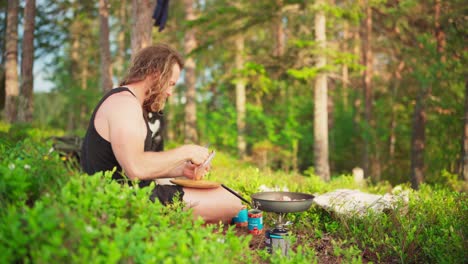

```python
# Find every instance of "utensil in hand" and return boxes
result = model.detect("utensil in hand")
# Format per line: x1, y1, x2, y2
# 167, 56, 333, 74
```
194, 150, 215, 180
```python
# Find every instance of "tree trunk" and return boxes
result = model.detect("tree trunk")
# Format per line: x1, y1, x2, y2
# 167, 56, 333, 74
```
388, 80, 398, 178
115, 0, 127, 77
328, 78, 335, 172
183, 0, 198, 144
99, 0, 113, 93
4, 0, 19, 123
79, 35, 89, 128
18, 0, 35, 123
361, 3, 374, 180
461, 78, 468, 183
235, 35, 247, 159
314, 0, 330, 181
68, 11, 82, 132
131, 0, 155, 57
351, 25, 362, 164
410, 0, 445, 189
411, 88, 429, 190
389, 61, 404, 163
273, 0, 284, 57
342, 21, 349, 108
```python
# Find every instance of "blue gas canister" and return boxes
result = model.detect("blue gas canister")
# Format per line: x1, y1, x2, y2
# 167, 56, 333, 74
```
231, 206, 248, 227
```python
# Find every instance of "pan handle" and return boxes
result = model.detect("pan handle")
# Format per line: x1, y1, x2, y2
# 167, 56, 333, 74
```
221, 184, 251, 206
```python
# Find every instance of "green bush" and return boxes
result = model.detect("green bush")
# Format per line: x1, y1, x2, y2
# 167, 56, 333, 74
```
335, 185, 467, 263
0, 139, 69, 208
426, 169, 465, 192
1, 132, 466, 263
0, 172, 253, 263
2, 122, 64, 143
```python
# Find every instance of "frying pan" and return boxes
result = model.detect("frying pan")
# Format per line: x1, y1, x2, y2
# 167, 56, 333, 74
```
251, 191, 315, 213
222, 185, 314, 214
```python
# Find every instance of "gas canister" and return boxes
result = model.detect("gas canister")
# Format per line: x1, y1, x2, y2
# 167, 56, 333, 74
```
265, 228, 290, 255
231, 206, 248, 227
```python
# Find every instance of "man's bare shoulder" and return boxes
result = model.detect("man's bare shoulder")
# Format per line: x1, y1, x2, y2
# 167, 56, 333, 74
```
102, 91, 141, 113
96, 90, 144, 130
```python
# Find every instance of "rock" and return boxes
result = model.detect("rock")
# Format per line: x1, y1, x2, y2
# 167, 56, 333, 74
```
313, 188, 409, 216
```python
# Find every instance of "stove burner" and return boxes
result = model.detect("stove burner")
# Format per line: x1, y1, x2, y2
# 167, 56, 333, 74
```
274, 213, 292, 230
265, 212, 293, 255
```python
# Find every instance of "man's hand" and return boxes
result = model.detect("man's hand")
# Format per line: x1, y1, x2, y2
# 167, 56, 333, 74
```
182, 161, 197, 179
182, 161, 211, 180
181, 144, 210, 165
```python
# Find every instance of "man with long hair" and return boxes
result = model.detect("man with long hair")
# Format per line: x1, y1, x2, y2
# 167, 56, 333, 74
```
81, 44, 241, 223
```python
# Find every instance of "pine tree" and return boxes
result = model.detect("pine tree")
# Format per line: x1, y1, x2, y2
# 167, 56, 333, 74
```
4, 0, 19, 122
18, 0, 36, 123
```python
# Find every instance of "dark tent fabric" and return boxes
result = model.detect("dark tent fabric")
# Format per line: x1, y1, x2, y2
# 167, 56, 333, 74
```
153, 0, 170, 32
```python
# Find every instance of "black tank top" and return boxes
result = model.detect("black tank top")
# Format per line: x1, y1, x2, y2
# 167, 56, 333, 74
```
80, 87, 165, 187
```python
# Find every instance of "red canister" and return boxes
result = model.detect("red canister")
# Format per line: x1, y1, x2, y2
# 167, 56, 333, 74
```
248, 209, 263, 235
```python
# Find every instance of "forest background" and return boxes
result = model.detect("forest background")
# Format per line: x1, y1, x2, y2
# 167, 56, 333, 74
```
1, 0, 467, 190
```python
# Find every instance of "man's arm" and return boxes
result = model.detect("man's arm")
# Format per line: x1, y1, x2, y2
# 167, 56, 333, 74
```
105, 94, 209, 180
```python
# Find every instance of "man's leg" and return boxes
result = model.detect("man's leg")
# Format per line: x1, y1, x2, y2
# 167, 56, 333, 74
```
183, 187, 243, 224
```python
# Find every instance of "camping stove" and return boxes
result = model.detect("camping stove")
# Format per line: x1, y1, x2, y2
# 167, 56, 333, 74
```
223, 190, 314, 256
248, 191, 314, 256
265, 213, 292, 255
